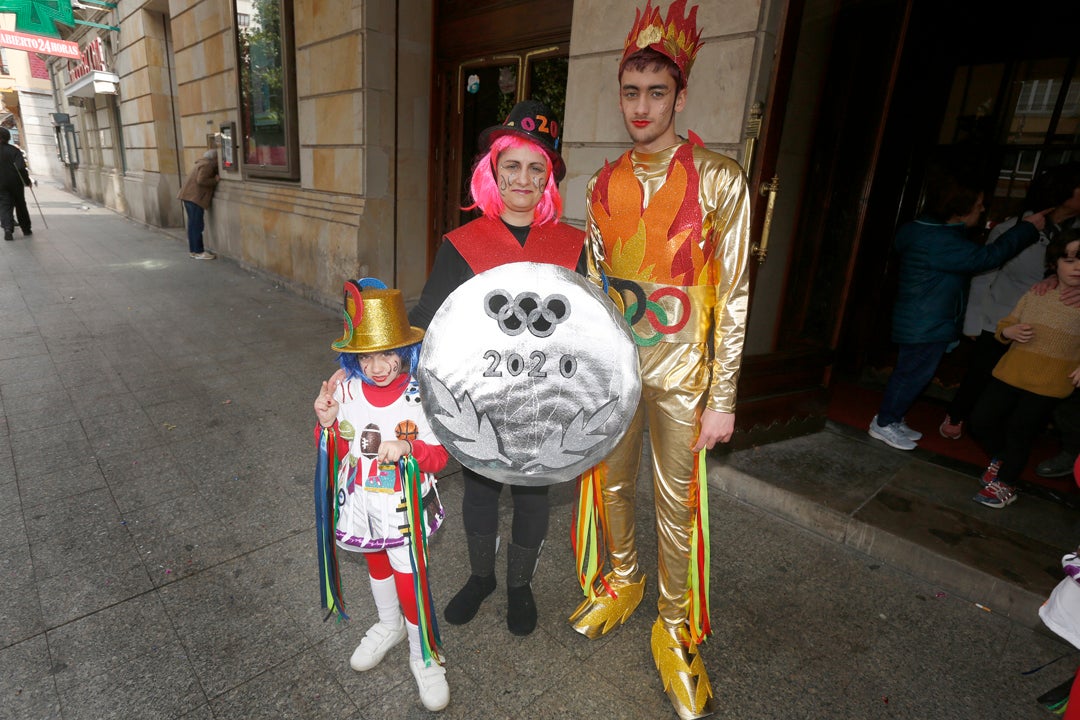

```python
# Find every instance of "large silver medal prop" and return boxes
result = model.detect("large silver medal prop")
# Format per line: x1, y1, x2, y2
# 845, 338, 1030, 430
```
419, 262, 640, 486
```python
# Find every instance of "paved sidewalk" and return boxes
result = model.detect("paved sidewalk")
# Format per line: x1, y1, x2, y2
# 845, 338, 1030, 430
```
1, 182, 1074, 720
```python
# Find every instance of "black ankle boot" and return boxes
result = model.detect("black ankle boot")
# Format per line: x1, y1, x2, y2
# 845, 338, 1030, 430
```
506, 542, 541, 636
445, 574, 497, 624
506, 584, 536, 636
444, 532, 498, 625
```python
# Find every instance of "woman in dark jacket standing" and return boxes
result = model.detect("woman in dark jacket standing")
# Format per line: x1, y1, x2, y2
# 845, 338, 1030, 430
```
868, 165, 1049, 450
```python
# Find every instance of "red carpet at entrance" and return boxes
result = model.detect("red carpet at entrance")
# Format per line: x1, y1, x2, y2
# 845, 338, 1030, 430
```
827, 377, 1078, 496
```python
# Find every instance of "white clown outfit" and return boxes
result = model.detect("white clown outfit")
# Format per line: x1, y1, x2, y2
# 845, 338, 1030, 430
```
313, 280, 450, 712
333, 376, 445, 567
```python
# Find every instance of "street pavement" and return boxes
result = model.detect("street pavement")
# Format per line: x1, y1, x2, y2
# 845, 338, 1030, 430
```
1, 181, 1074, 720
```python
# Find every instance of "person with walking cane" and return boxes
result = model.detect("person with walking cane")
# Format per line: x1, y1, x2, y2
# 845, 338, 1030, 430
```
0, 128, 31, 241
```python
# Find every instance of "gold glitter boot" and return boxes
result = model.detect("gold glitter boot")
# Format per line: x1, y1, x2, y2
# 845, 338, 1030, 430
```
568, 570, 645, 639
650, 618, 715, 720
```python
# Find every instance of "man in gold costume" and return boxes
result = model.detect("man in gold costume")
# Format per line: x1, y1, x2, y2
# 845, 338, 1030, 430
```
570, 1, 751, 717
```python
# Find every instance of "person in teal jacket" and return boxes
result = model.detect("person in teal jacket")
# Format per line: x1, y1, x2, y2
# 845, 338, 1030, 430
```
868, 165, 1049, 450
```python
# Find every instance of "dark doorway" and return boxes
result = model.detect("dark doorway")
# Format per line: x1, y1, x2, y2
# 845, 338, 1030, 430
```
838, 1, 1080, 382
732, 0, 1080, 447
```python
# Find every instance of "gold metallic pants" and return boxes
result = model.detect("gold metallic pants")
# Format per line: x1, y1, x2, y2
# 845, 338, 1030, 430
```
601, 341, 710, 628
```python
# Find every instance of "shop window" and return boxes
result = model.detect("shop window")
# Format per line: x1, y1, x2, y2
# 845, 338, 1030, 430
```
234, 0, 299, 180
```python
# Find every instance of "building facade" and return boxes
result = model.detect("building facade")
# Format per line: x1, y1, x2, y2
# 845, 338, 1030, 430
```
40, 0, 1080, 439
43, 0, 773, 309
0, 16, 64, 182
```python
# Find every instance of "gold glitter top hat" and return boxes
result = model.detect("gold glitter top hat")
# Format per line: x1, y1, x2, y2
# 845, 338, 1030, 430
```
331, 279, 424, 354
622, 0, 703, 83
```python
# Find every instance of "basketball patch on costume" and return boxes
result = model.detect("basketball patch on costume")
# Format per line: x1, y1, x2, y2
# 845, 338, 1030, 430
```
395, 419, 419, 441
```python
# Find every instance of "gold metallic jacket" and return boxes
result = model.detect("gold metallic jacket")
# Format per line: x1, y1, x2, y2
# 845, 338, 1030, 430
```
585, 139, 752, 412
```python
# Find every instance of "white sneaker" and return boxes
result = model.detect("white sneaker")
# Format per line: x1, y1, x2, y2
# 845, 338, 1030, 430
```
409, 656, 449, 711
868, 417, 917, 450
897, 418, 922, 441
349, 619, 406, 671
190, 251, 217, 260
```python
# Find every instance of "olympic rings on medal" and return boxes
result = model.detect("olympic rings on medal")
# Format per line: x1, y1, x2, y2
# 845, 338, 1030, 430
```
484, 290, 526, 335
485, 289, 571, 338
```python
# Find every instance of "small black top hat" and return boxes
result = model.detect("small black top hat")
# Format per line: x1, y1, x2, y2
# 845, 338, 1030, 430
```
477, 99, 566, 183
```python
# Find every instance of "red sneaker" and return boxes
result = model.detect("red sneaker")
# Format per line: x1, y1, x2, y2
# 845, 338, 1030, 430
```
939, 414, 963, 439
972, 479, 1017, 509
980, 459, 1001, 486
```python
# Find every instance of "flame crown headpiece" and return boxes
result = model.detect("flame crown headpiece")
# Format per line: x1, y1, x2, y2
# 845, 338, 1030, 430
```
621, 0, 703, 83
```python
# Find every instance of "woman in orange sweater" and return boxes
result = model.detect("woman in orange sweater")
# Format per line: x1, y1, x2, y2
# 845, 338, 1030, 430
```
969, 229, 1080, 508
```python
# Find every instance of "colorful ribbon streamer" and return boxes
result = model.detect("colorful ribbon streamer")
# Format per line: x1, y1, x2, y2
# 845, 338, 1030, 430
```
315, 425, 348, 621
687, 449, 711, 642
572, 463, 614, 601
399, 455, 443, 665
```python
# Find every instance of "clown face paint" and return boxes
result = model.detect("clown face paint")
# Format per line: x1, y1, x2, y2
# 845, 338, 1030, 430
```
358, 351, 403, 387
497, 145, 549, 225
419, 262, 641, 486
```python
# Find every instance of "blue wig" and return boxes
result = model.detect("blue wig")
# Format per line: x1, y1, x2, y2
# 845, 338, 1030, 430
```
337, 341, 422, 385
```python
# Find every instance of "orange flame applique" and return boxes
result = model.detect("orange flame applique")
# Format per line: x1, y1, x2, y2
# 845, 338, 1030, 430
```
591, 145, 705, 286
592, 156, 652, 280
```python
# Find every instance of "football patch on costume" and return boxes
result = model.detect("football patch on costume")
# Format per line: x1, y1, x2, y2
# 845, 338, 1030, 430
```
359, 423, 381, 459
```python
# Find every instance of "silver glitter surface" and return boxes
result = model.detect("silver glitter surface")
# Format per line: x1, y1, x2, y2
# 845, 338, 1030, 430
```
419, 262, 640, 486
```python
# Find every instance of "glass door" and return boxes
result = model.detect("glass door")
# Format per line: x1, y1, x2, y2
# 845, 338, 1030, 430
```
431, 45, 568, 256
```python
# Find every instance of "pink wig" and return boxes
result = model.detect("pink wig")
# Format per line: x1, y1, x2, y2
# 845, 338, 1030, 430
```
466, 135, 563, 226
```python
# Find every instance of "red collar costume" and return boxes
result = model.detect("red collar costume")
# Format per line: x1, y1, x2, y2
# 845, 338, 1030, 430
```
446, 215, 582, 273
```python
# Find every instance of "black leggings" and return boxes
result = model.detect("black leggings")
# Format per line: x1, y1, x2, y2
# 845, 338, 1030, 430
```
969, 378, 1058, 485
946, 331, 1008, 424
460, 466, 549, 548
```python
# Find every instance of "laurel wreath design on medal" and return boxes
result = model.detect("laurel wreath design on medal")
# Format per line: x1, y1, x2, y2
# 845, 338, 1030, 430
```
426, 373, 619, 473
521, 399, 618, 472
425, 374, 512, 465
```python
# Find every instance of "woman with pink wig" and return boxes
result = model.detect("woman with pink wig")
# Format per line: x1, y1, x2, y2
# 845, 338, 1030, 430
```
410, 99, 584, 637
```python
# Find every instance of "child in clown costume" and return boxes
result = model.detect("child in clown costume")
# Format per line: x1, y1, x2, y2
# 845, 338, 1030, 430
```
313, 280, 450, 712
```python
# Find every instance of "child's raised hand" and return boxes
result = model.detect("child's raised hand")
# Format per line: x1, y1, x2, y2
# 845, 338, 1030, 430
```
1070, 367, 1080, 388
377, 440, 412, 464
1002, 323, 1034, 343
328, 368, 348, 393
314, 381, 339, 427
